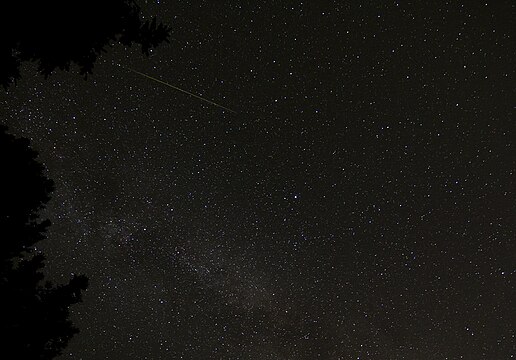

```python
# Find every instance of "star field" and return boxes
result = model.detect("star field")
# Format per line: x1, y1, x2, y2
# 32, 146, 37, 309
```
1, 2, 514, 359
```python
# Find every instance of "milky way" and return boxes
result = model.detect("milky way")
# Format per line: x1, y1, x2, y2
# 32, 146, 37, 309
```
2, 2, 514, 359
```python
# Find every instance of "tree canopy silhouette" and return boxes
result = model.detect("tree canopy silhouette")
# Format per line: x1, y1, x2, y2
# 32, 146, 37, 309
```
0, 125, 88, 359
0, 0, 170, 88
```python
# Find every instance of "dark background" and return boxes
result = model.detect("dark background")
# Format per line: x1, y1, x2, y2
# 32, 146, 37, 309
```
1, 1, 514, 359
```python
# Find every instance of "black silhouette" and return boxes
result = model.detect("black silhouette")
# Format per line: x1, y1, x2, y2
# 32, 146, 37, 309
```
0, 126, 88, 359
0, 0, 170, 88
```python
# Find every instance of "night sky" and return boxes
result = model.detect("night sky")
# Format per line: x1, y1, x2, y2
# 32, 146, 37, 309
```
2, 1, 515, 359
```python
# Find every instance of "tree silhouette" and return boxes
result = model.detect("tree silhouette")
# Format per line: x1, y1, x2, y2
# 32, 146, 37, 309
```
0, 2, 171, 356
0, 0, 170, 88
0, 125, 88, 359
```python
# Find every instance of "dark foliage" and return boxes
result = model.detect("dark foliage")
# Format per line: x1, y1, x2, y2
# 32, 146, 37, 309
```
0, 0, 171, 88
0, 126, 88, 359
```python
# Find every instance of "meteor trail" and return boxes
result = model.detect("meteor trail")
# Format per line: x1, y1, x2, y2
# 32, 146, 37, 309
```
124, 67, 236, 113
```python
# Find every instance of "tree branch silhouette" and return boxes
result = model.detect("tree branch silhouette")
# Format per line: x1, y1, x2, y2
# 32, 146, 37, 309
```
0, 0, 171, 88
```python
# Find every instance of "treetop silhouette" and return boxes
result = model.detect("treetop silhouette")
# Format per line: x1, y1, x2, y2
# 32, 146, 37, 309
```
1, 0, 171, 88
0, 126, 88, 359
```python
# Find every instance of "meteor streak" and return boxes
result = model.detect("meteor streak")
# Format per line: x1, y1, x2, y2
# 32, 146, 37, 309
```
124, 67, 236, 113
